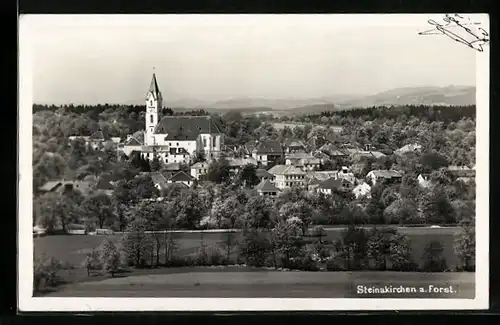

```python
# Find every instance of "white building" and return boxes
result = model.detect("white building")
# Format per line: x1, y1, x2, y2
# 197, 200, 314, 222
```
352, 182, 371, 199
123, 72, 224, 164
268, 165, 306, 190
190, 161, 210, 180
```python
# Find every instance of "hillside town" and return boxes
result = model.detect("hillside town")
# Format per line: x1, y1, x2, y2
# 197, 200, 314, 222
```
35, 73, 475, 222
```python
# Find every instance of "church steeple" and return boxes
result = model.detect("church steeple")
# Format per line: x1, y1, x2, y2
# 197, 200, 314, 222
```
145, 69, 162, 146
146, 71, 162, 101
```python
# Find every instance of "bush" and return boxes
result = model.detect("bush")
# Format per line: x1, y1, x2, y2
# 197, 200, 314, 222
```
325, 257, 344, 271
33, 255, 63, 294
100, 239, 122, 277
194, 245, 226, 266
82, 249, 102, 276
422, 240, 448, 272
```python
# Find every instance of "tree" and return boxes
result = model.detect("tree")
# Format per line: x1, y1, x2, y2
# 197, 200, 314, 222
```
238, 228, 272, 267
175, 189, 204, 229
80, 193, 115, 230
335, 225, 369, 270
34, 193, 75, 233
100, 239, 121, 277
206, 158, 231, 184
128, 175, 159, 201
242, 196, 275, 229
82, 248, 101, 276
120, 218, 154, 268
236, 164, 260, 188
454, 201, 475, 271
422, 240, 448, 272
383, 198, 420, 225
278, 200, 314, 235
310, 225, 327, 243
271, 221, 304, 267
210, 195, 243, 229
421, 186, 455, 224
149, 154, 162, 172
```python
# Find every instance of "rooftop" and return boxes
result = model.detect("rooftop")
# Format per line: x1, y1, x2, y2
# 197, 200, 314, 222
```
255, 179, 280, 192
268, 165, 306, 175
255, 140, 283, 155
368, 170, 403, 178
168, 171, 195, 182
154, 116, 223, 139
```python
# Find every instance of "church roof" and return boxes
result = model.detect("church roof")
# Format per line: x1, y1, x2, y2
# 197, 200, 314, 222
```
154, 116, 223, 140
146, 73, 162, 101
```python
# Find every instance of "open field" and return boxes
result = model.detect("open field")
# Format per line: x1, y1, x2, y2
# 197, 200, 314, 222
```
44, 269, 474, 298
35, 227, 462, 270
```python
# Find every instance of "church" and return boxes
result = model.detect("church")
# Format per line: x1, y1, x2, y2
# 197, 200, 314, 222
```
122, 73, 224, 165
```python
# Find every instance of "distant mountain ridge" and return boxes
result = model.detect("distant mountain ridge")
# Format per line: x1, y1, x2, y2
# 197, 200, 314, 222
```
127, 85, 475, 113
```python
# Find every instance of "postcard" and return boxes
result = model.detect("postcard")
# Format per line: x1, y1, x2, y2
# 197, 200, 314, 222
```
18, 13, 489, 311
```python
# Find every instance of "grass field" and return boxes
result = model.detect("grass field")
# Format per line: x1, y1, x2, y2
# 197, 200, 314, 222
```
34, 227, 462, 270
44, 269, 475, 298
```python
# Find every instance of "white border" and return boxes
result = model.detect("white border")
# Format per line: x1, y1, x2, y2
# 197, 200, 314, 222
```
18, 14, 489, 312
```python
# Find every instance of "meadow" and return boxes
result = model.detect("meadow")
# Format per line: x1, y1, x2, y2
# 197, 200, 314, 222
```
34, 227, 461, 270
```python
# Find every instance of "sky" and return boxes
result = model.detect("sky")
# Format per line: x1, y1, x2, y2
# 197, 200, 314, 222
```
21, 14, 482, 105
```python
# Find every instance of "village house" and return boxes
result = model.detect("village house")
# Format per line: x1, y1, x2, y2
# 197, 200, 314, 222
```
123, 73, 224, 165
226, 157, 258, 174
395, 143, 422, 156
255, 179, 280, 198
255, 168, 275, 182
366, 170, 403, 186
352, 182, 372, 199
306, 170, 339, 182
38, 179, 95, 196
318, 143, 349, 159
316, 177, 353, 195
267, 165, 306, 190
284, 152, 321, 171
252, 140, 284, 166
306, 177, 323, 192
149, 171, 169, 192
167, 171, 195, 187
417, 173, 433, 189
283, 139, 307, 153
190, 161, 210, 180
68, 129, 121, 151
312, 150, 330, 164
446, 165, 476, 181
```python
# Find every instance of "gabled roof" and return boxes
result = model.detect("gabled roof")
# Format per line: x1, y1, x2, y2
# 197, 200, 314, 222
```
191, 162, 209, 169
227, 157, 258, 167
154, 116, 223, 139
150, 172, 168, 185
255, 169, 274, 179
368, 170, 403, 178
318, 177, 343, 190
395, 143, 422, 155
255, 140, 283, 155
168, 171, 195, 182
306, 170, 338, 181
39, 181, 62, 192
268, 165, 306, 175
125, 137, 143, 146
163, 163, 181, 171
308, 177, 323, 185
255, 179, 279, 192
146, 73, 162, 101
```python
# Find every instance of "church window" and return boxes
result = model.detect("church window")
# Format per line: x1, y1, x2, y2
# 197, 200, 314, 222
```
203, 138, 207, 147
150, 115, 153, 123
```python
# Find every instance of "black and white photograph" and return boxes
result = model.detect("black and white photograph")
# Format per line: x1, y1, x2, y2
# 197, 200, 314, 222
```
18, 14, 489, 311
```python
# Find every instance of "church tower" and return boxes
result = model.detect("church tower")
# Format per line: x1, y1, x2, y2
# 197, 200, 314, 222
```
145, 72, 162, 145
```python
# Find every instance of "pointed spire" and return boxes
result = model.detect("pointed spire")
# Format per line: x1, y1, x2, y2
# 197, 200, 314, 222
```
146, 69, 162, 100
